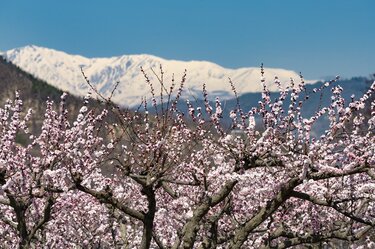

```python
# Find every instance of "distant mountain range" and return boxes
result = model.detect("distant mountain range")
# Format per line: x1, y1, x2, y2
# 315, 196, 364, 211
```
1, 45, 317, 107
0, 45, 372, 136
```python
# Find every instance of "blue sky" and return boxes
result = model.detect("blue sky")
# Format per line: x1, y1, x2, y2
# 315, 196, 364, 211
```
0, 0, 374, 79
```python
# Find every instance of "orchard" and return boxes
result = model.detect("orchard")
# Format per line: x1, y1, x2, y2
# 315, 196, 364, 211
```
0, 67, 374, 248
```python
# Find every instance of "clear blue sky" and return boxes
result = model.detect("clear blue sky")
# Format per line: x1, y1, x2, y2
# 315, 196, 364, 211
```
0, 0, 374, 79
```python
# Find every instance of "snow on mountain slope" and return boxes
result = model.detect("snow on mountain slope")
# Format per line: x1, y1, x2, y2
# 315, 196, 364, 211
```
3, 45, 317, 107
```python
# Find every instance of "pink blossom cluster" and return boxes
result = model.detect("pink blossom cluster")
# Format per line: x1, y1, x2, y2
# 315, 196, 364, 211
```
0, 69, 374, 248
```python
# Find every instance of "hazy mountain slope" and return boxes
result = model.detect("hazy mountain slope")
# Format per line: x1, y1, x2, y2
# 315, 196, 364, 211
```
0, 57, 63, 101
0, 56, 90, 142
2, 45, 317, 107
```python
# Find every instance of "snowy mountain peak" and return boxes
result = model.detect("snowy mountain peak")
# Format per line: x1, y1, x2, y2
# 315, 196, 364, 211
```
3, 45, 317, 107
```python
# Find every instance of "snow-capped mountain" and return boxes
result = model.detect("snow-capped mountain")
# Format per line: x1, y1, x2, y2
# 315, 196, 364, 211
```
1, 45, 317, 107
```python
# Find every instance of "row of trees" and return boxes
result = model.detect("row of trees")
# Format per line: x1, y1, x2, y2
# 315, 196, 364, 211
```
0, 67, 374, 248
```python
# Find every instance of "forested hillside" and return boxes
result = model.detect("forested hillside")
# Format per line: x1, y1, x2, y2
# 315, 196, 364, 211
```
0, 56, 97, 144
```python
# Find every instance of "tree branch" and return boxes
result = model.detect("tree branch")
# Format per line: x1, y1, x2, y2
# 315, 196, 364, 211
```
75, 181, 144, 221
173, 180, 237, 249
290, 190, 375, 227
27, 196, 55, 243
229, 177, 302, 249
267, 225, 372, 249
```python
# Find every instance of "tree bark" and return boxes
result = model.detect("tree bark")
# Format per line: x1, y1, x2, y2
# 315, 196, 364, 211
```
175, 180, 237, 249
140, 186, 156, 249
229, 177, 302, 249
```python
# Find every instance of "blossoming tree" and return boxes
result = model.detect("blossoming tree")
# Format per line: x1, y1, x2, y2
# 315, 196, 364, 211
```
0, 67, 374, 248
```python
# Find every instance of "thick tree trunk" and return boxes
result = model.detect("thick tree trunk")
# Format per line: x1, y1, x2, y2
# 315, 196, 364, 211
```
139, 186, 156, 249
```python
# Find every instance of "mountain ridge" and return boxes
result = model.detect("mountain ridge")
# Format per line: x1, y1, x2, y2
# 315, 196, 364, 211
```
2, 45, 318, 107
